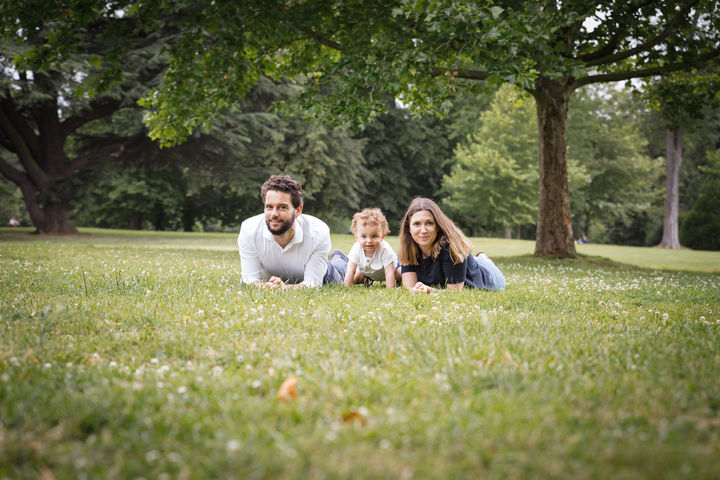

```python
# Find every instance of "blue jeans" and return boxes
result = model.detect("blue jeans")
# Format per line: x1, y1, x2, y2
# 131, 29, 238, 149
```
467, 255, 505, 291
323, 250, 348, 284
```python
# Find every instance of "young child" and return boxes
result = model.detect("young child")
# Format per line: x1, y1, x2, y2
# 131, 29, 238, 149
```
344, 208, 401, 288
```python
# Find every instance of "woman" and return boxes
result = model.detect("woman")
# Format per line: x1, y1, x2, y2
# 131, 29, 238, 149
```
398, 197, 505, 293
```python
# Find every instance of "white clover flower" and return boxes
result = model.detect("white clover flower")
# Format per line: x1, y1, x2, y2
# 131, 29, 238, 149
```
146, 450, 161, 461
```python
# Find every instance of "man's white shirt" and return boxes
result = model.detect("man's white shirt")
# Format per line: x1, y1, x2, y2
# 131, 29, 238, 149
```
238, 213, 331, 288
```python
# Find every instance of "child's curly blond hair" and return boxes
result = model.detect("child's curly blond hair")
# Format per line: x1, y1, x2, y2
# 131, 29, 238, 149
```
351, 208, 390, 235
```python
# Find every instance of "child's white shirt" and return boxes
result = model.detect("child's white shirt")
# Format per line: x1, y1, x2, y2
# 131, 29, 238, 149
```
348, 240, 397, 281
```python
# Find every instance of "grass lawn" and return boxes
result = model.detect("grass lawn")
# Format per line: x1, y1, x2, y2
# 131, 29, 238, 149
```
1, 229, 719, 478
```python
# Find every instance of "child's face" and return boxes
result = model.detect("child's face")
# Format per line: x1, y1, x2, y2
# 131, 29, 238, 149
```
355, 221, 385, 256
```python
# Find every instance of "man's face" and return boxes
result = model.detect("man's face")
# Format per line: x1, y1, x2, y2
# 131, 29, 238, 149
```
264, 190, 302, 235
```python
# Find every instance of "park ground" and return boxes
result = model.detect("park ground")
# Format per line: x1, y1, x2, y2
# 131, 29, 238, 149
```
1, 228, 719, 479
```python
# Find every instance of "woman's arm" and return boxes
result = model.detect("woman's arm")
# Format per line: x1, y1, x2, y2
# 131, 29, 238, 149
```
402, 271, 435, 293
343, 261, 358, 287
401, 271, 418, 290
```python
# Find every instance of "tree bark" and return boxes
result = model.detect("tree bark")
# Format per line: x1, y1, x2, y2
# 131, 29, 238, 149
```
533, 76, 576, 257
1, 89, 82, 234
14, 168, 79, 234
657, 127, 683, 249
130, 212, 144, 230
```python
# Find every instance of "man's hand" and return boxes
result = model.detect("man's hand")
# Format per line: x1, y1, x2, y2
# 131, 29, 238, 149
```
257, 277, 308, 290
264, 276, 285, 289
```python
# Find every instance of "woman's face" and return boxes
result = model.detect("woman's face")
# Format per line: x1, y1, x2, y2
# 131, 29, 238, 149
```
409, 209, 438, 253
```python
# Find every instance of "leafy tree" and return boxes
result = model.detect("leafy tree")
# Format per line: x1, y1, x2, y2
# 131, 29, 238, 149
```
0, 1, 172, 233
566, 86, 662, 244
443, 85, 538, 237
77, 164, 185, 230
70, 76, 367, 231
138, 0, 720, 257
681, 149, 720, 250
642, 66, 720, 249
175, 77, 368, 227
356, 100, 455, 231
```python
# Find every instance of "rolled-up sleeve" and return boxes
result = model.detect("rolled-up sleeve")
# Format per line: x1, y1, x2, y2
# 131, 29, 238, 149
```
238, 222, 264, 284
299, 230, 331, 288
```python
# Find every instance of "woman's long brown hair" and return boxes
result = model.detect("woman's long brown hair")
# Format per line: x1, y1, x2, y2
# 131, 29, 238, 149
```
398, 197, 472, 265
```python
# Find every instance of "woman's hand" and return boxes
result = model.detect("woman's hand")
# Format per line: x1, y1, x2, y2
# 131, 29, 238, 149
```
412, 281, 434, 294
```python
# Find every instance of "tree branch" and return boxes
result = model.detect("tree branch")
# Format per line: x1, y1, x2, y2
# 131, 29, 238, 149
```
301, 27, 345, 51
574, 45, 720, 89
0, 134, 15, 152
584, 0, 700, 68
0, 101, 47, 186
0, 94, 41, 157
60, 98, 123, 137
575, 1, 652, 62
62, 140, 128, 176
0, 153, 26, 186
576, 30, 625, 62
430, 67, 489, 81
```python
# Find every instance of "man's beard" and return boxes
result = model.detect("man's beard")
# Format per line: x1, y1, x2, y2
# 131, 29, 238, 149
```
266, 216, 295, 235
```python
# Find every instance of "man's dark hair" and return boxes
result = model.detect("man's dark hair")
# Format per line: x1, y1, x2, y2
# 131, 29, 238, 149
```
261, 175, 303, 208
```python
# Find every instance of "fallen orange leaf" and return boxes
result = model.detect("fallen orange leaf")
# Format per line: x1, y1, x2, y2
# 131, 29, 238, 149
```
342, 410, 367, 427
277, 376, 297, 401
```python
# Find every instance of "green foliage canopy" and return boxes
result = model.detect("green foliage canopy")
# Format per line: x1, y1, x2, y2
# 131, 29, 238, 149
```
443, 85, 539, 234
138, 0, 720, 143
566, 87, 662, 242
681, 149, 720, 250
134, 0, 720, 256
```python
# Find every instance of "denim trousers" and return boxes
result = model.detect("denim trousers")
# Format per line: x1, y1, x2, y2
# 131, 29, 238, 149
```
468, 255, 506, 291
323, 250, 349, 284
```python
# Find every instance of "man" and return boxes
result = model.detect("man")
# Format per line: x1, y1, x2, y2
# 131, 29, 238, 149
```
238, 175, 348, 288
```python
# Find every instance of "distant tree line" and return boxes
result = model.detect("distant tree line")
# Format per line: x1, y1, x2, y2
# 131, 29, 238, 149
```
2, 1, 719, 251
2, 74, 719, 249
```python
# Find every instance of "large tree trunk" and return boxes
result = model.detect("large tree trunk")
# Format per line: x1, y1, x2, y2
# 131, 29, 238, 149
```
16, 174, 79, 234
16, 187, 79, 234
657, 127, 683, 249
533, 76, 576, 257
33, 208, 78, 234
1, 91, 82, 235
130, 212, 144, 230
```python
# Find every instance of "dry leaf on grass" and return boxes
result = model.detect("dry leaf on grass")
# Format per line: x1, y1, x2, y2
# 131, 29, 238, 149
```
342, 410, 367, 427
277, 376, 298, 401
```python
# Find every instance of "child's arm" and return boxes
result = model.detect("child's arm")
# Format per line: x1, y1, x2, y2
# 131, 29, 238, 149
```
344, 261, 358, 287
383, 263, 397, 288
